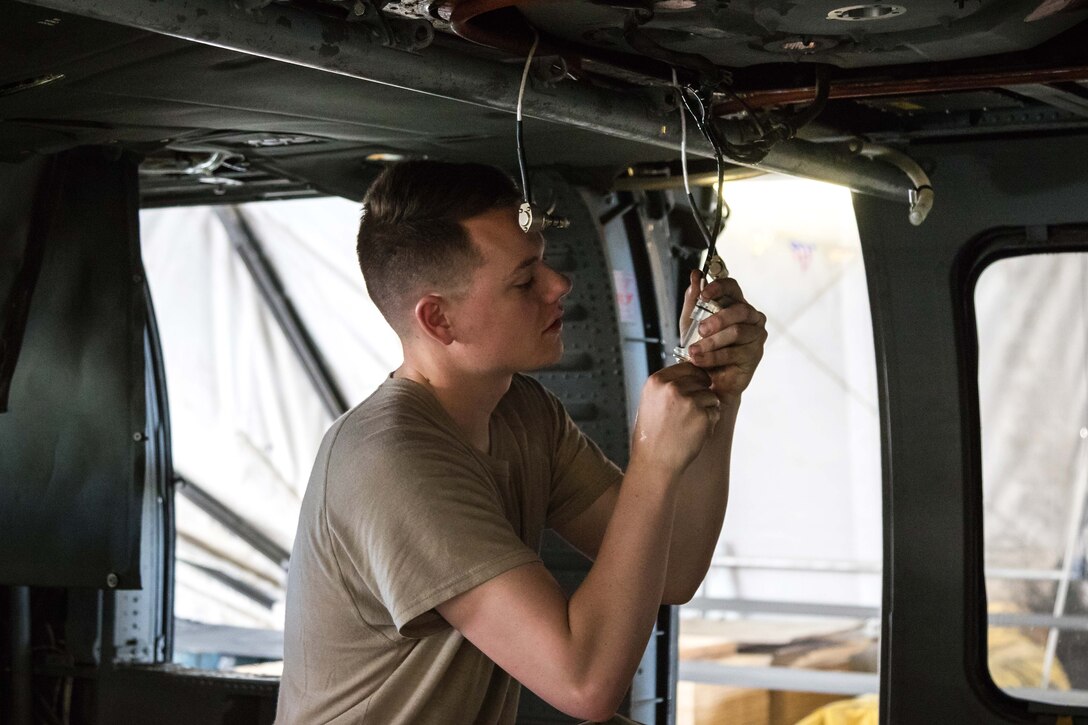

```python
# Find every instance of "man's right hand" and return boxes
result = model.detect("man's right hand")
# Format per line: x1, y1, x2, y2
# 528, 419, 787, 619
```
630, 363, 720, 476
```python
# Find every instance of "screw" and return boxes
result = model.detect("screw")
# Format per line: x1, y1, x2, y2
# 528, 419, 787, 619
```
133, 432, 144, 442
106, 573, 119, 588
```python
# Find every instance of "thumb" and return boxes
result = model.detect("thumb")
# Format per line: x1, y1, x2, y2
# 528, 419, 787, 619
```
679, 269, 702, 337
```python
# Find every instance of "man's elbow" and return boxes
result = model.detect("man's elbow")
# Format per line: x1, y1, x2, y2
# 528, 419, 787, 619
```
661, 579, 702, 606
566, 684, 622, 723
562, 667, 630, 722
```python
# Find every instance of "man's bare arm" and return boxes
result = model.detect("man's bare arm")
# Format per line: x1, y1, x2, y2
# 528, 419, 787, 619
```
553, 400, 737, 605
555, 273, 765, 604
437, 363, 718, 722
438, 460, 676, 721
668, 274, 766, 599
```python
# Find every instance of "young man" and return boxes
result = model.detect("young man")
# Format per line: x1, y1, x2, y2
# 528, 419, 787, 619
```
276, 161, 767, 724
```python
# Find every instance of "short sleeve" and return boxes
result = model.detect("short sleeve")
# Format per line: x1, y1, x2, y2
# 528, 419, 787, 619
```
534, 383, 624, 528
324, 429, 541, 639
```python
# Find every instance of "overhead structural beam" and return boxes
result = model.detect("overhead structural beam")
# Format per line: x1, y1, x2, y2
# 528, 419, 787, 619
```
16, 0, 913, 204
1004, 83, 1088, 118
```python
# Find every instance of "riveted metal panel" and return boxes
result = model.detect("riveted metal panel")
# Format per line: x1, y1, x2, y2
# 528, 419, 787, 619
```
530, 171, 630, 467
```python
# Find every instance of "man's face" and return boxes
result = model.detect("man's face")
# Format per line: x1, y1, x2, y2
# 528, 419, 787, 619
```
447, 206, 572, 375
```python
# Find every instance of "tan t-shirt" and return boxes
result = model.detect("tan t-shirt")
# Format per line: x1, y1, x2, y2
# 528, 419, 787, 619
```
276, 374, 622, 724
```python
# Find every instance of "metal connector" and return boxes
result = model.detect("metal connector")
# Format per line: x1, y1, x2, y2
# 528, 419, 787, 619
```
518, 201, 569, 233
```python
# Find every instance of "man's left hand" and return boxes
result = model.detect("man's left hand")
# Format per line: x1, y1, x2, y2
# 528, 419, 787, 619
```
679, 270, 767, 402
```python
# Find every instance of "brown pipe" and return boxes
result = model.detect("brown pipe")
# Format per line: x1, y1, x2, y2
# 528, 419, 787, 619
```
715, 65, 1088, 113
447, 0, 553, 56
445, 0, 680, 84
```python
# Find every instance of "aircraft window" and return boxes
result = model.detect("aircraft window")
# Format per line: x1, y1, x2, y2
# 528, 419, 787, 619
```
978, 252, 1088, 708
140, 198, 400, 672
677, 176, 882, 723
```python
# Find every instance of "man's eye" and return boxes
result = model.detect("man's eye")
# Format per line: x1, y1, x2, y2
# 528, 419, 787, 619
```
515, 278, 534, 290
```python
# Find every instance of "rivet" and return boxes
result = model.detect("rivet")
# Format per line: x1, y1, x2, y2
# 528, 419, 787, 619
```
133, 432, 144, 442
106, 573, 119, 588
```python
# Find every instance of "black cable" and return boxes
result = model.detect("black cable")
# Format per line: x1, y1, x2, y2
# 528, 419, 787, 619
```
713, 148, 726, 240
685, 190, 716, 253
786, 69, 830, 132
682, 85, 769, 166
695, 85, 729, 240
677, 87, 723, 271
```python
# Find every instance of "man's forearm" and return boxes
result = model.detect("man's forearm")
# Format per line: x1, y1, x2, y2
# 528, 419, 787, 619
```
565, 460, 680, 717
661, 396, 739, 604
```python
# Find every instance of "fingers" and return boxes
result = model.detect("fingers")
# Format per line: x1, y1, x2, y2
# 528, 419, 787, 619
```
674, 376, 722, 434
688, 338, 765, 370
678, 270, 703, 337
657, 360, 712, 385
686, 294, 767, 376
652, 364, 719, 411
700, 276, 746, 306
688, 321, 766, 359
696, 301, 765, 340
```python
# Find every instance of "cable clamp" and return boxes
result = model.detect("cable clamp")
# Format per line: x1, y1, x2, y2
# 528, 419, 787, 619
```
519, 202, 569, 233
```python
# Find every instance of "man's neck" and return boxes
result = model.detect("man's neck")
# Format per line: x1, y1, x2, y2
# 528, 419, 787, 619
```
394, 361, 512, 454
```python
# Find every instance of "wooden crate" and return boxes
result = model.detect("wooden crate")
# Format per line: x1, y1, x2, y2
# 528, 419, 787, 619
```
678, 680, 769, 725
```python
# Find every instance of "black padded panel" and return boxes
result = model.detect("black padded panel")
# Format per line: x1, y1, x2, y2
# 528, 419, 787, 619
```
0, 155, 50, 410
0, 148, 147, 588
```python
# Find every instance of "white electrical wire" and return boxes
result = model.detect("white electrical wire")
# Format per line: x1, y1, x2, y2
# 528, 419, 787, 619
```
517, 30, 540, 123
515, 29, 541, 204
673, 68, 693, 201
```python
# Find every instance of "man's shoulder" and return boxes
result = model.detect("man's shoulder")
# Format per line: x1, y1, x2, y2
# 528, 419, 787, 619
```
340, 378, 457, 438
316, 381, 468, 480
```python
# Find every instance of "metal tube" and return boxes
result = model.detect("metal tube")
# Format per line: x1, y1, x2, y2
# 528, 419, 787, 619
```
708, 555, 1081, 581
709, 555, 882, 574
1041, 425, 1088, 686
679, 661, 879, 695
716, 65, 1088, 113
15, 0, 913, 203
213, 205, 349, 420
687, 596, 879, 619
612, 168, 765, 191
175, 475, 292, 571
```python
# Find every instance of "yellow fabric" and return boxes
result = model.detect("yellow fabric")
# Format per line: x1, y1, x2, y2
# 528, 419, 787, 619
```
988, 626, 1070, 690
793, 695, 878, 725
792, 626, 1072, 725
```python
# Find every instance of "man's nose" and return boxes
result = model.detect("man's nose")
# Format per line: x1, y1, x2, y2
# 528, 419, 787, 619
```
550, 267, 572, 301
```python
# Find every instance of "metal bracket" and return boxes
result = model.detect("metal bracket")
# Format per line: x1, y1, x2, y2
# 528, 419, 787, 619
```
346, 0, 434, 50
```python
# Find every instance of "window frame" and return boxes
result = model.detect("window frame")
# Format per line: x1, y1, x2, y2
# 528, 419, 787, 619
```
954, 223, 1088, 720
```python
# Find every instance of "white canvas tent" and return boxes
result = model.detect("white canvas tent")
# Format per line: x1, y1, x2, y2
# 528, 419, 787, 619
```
140, 177, 1086, 678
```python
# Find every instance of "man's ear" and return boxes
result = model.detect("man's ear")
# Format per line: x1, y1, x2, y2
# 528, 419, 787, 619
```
413, 294, 456, 346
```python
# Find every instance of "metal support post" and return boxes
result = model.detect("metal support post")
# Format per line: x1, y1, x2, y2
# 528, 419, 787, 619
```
213, 205, 349, 420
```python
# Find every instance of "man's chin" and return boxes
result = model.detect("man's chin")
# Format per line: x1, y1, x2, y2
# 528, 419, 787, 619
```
526, 341, 565, 372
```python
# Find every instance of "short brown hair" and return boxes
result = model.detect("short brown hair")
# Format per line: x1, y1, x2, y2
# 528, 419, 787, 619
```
356, 160, 522, 334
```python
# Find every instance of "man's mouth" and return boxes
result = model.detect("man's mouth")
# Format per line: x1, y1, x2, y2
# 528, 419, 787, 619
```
544, 312, 564, 333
